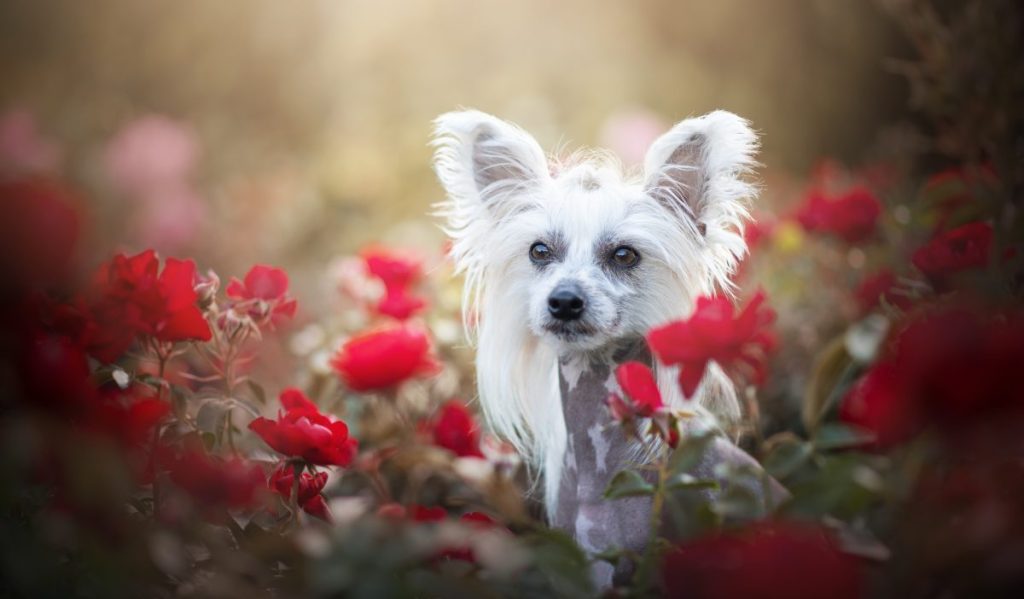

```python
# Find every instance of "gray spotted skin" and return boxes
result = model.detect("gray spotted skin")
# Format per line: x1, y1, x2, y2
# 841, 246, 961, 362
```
550, 339, 788, 589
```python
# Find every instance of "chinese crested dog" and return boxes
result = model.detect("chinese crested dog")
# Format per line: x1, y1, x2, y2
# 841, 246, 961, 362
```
432, 109, 778, 586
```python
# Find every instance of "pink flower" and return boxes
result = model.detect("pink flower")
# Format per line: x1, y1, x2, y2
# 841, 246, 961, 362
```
104, 115, 198, 196
648, 291, 776, 398
0, 110, 61, 175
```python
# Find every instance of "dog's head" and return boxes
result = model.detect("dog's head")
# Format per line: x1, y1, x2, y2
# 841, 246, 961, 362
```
433, 110, 758, 355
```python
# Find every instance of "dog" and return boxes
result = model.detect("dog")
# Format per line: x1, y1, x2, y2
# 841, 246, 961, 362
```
432, 109, 779, 586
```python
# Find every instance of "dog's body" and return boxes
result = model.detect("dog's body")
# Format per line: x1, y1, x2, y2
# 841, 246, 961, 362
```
432, 109, 777, 586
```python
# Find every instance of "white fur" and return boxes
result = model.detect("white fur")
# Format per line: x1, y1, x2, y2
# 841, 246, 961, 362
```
432, 109, 759, 517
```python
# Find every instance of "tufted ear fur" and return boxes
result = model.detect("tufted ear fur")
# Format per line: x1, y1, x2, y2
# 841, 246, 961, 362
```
432, 110, 550, 224
643, 110, 759, 289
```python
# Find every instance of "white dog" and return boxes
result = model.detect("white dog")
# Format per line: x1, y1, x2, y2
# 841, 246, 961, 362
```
432, 109, 775, 586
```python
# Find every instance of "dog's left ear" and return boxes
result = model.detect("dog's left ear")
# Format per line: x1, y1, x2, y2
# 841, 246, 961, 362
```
643, 110, 758, 240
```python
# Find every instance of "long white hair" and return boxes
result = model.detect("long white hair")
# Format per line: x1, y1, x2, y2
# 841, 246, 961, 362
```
432, 109, 759, 514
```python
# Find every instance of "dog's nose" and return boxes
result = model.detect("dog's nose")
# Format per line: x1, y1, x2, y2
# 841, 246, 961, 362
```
547, 285, 585, 321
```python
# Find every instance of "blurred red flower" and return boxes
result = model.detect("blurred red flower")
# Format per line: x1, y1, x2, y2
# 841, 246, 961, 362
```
795, 186, 882, 243
168, 448, 265, 511
911, 221, 992, 287
0, 178, 80, 289
613, 361, 663, 417
841, 309, 1024, 446
17, 330, 96, 411
268, 465, 331, 521
662, 521, 862, 599
331, 325, 440, 391
648, 291, 776, 398
88, 392, 171, 448
227, 264, 298, 321
86, 250, 211, 361
853, 269, 913, 314
430, 400, 484, 458
361, 246, 428, 320
248, 388, 358, 467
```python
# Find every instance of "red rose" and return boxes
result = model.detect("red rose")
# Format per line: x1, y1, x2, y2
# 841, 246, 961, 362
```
911, 221, 992, 287
795, 186, 882, 243
226, 264, 297, 321
662, 521, 862, 599
248, 388, 358, 467
86, 250, 211, 361
168, 448, 265, 511
361, 246, 428, 320
648, 291, 776, 398
268, 465, 331, 521
331, 325, 440, 392
613, 361, 664, 417
430, 400, 484, 458
840, 308, 1024, 446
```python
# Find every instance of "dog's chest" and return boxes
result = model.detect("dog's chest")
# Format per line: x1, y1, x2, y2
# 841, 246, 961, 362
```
551, 349, 654, 582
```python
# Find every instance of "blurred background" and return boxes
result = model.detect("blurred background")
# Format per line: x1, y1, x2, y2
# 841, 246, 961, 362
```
0, 0, 912, 314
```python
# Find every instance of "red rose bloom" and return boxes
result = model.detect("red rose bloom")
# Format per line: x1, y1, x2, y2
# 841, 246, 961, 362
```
614, 361, 664, 417
911, 221, 992, 287
268, 465, 331, 521
331, 325, 440, 391
168, 448, 265, 511
795, 186, 882, 243
648, 291, 776, 398
88, 392, 171, 448
248, 388, 358, 467
430, 400, 484, 458
361, 246, 428, 320
86, 250, 211, 361
662, 521, 862, 599
226, 264, 297, 321
840, 308, 1024, 446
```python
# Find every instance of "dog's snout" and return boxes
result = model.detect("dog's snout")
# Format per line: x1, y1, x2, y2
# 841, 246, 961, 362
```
547, 284, 585, 321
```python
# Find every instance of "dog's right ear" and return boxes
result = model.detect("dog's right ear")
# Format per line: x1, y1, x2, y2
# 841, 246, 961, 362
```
432, 110, 550, 223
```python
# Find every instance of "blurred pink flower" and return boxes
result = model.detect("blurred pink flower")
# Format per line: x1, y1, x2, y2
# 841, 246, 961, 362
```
0, 110, 61, 175
132, 184, 207, 251
599, 108, 667, 166
104, 115, 199, 196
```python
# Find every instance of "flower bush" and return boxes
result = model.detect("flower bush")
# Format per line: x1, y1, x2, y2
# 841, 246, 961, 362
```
0, 2, 1022, 597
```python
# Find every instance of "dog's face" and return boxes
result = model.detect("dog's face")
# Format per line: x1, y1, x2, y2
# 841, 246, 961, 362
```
511, 166, 686, 352
433, 110, 757, 356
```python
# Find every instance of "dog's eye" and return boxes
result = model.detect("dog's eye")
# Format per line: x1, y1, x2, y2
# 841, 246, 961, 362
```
529, 242, 553, 263
611, 246, 640, 268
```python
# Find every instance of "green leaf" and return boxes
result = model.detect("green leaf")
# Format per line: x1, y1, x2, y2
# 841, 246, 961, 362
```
603, 470, 655, 499
814, 423, 874, 451
711, 485, 762, 520
246, 379, 267, 405
196, 399, 230, 434
667, 431, 717, 476
763, 440, 813, 480
665, 473, 719, 492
